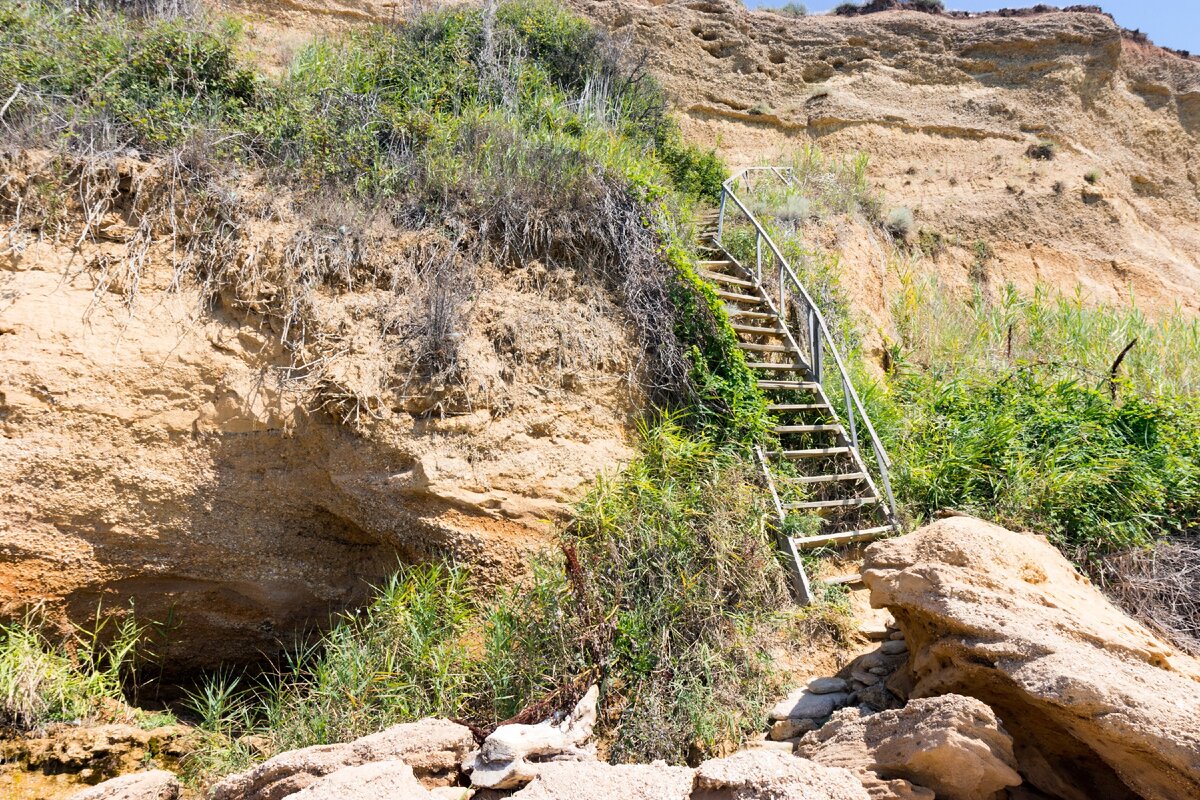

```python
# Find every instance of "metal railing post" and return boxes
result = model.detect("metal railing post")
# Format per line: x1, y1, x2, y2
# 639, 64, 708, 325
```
717, 189, 728, 242
842, 373, 859, 451
810, 310, 823, 383
755, 231, 762, 284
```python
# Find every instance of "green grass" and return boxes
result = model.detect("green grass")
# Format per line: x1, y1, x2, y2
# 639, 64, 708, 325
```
886, 277, 1200, 552
0, 607, 171, 733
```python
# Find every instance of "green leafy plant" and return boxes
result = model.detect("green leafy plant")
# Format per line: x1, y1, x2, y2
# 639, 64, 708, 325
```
0, 607, 150, 733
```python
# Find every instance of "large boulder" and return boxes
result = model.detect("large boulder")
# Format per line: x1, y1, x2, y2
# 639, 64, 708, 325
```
211, 718, 474, 800
862, 517, 1200, 800
796, 695, 1022, 800
68, 770, 180, 800
691, 749, 870, 800
509, 760, 694, 800
287, 761, 431, 800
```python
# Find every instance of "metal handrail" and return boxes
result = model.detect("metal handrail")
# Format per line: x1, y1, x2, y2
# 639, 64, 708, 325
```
717, 166, 898, 520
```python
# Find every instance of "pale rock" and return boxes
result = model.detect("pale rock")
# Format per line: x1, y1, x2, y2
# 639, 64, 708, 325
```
746, 740, 795, 754
692, 749, 870, 800
797, 695, 1021, 800
806, 677, 850, 695
879, 640, 908, 656
863, 516, 1200, 800
509, 760, 693, 800
211, 718, 474, 800
289, 761, 431, 800
68, 770, 180, 800
769, 718, 817, 741
466, 686, 599, 790
851, 670, 880, 687
429, 789, 473, 800
770, 688, 852, 721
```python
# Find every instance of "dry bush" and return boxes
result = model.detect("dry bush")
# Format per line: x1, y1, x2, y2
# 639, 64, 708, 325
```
1094, 538, 1200, 656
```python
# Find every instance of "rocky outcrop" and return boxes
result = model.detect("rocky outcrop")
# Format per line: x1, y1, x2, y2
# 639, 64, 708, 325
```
466, 686, 599, 790
862, 516, 1200, 800
797, 696, 1021, 800
67, 770, 180, 800
0, 723, 196, 799
211, 718, 474, 800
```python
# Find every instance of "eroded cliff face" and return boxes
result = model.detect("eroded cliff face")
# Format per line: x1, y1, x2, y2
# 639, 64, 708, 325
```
0, 153, 638, 669
568, 0, 1200, 351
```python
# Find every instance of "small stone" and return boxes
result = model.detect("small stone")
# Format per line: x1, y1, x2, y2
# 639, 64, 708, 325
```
850, 681, 865, 691
880, 640, 909, 655
806, 677, 850, 695
851, 670, 880, 686
858, 652, 884, 670
770, 689, 852, 720
889, 630, 906, 641
868, 666, 889, 676
769, 718, 817, 741
746, 739, 796, 754
858, 623, 890, 641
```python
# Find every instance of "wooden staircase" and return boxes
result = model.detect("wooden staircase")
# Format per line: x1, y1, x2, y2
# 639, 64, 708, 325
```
695, 170, 899, 604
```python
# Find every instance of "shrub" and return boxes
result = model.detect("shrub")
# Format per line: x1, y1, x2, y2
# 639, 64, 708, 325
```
1085, 169, 1101, 184
886, 276, 1200, 555
885, 206, 914, 238
909, 0, 944, 12
774, 2, 808, 16
1026, 141, 1057, 160
1096, 538, 1200, 655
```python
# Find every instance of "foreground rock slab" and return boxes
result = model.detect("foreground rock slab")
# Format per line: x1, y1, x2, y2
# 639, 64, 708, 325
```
862, 516, 1200, 800
288, 761, 431, 800
211, 718, 474, 800
797, 695, 1021, 800
68, 769, 180, 800
510, 760, 693, 800
692, 749, 870, 800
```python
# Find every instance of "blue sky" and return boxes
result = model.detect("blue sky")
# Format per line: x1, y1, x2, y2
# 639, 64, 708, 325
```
748, 1, 1200, 53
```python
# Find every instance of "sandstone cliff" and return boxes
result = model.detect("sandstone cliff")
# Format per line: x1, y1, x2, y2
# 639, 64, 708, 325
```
568, 0, 1200, 343
0, 152, 638, 669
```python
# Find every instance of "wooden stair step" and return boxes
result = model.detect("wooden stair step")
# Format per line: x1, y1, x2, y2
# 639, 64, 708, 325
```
700, 270, 755, 288
739, 342, 795, 354
823, 573, 865, 586
757, 380, 820, 391
772, 447, 852, 459
768, 403, 828, 412
716, 289, 765, 304
784, 496, 881, 511
749, 362, 807, 371
783, 472, 868, 485
733, 324, 782, 336
728, 310, 777, 320
774, 424, 841, 434
792, 525, 894, 550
